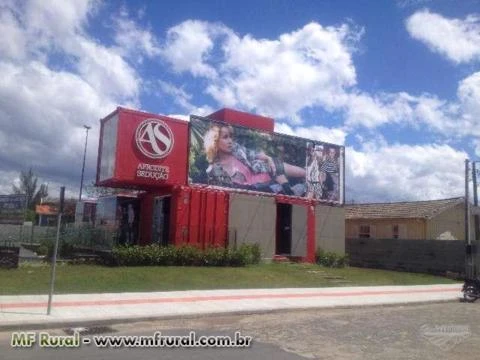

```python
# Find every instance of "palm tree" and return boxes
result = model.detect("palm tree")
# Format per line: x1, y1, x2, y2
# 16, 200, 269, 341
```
12, 167, 48, 210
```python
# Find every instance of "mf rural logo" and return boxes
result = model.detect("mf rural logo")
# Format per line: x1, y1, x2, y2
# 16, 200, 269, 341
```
135, 118, 174, 159
420, 324, 471, 351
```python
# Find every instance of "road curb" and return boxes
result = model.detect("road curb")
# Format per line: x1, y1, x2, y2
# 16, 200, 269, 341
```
0, 297, 463, 333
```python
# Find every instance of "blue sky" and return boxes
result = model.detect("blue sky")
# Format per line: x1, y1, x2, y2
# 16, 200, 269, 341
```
1, 0, 480, 202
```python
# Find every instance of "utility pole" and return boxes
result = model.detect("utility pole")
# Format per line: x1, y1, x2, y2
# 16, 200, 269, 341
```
79, 125, 91, 201
466, 159, 473, 279
473, 162, 479, 240
47, 186, 65, 315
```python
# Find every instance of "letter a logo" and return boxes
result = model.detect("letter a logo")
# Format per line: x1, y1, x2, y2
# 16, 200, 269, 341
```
135, 119, 174, 159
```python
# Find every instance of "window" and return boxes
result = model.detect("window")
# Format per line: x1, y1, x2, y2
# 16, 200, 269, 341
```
359, 225, 371, 238
393, 225, 399, 239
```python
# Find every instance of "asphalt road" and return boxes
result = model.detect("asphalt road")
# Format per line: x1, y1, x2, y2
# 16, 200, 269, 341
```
1, 301, 480, 360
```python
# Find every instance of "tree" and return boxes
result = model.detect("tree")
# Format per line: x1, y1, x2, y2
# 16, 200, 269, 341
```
12, 167, 48, 210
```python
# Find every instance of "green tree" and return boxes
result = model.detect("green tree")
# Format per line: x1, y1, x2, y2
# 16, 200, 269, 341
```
12, 167, 48, 210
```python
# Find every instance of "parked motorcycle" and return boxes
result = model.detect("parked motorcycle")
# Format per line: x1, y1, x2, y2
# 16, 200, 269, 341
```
463, 278, 480, 302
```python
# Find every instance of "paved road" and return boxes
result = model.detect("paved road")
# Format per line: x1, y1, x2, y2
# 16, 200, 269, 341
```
1, 301, 479, 359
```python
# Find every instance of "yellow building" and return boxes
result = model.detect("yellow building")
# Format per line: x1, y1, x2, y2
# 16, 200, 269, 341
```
345, 197, 468, 241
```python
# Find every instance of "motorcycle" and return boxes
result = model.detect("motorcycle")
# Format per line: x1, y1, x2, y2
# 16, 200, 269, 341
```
462, 278, 480, 302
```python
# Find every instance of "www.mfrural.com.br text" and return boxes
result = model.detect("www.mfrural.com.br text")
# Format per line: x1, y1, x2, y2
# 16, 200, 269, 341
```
11, 331, 253, 349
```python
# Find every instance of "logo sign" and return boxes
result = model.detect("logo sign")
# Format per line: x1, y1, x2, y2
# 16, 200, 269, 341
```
420, 324, 471, 351
135, 119, 174, 159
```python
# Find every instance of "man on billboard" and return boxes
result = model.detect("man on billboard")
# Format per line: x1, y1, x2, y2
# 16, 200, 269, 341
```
306, 143, 324, 200
320, 146, 340, 201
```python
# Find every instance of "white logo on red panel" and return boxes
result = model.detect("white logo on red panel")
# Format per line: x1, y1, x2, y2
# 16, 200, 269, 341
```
135, 119, 174, 159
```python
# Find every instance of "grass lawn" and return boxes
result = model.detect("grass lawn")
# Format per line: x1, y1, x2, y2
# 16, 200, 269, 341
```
0, 262, 460, 295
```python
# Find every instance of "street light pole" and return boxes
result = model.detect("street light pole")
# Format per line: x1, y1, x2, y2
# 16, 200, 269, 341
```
79, 125, 91, 202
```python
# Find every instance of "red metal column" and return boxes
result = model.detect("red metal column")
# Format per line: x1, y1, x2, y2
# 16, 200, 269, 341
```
204, 190, 217, 247
306, 203, 316, 263
174, 186, 191, 246
189, 188, 201, 246
214, 191, 229, 247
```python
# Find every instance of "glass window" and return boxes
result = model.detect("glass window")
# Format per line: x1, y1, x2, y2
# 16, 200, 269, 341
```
393, 224, 399, 239
359, 225, 370, 238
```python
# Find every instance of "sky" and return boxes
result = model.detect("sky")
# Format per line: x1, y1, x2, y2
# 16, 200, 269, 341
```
1, 0, 480, 203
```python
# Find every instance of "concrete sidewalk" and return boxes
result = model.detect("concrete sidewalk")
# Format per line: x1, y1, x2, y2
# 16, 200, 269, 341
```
0, 284, 463, 330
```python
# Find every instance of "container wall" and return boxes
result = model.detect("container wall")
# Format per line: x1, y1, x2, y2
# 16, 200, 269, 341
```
228, 193, 276, 258
291, 204, 308, 257
170, 187, 228, 248
315, 205, 345, 254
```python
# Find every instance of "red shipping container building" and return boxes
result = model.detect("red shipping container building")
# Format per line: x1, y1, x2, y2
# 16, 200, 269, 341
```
96, 107, 345, 262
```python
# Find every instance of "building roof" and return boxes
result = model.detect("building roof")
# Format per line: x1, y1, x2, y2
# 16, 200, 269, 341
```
345, 197, 464, 220
35, 204, 57, 216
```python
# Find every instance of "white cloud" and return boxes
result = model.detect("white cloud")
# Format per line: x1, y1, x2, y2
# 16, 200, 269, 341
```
22, 0, 97, 54
161, 20, 229, 78
396, 0, 433, 8
275, 122, 347, 145
161, 21, 362, 121
157, 81, 214, 116
113, 9, 161, 62
406, 9, 480, 64
0, 60, 114, 185
1, 1, 141, 102
73, 38, 140, 101
0, 0, 142, 197
0, 7, 27, 60
346, 143, 466, 202
213, 22, 361, 119
458, 71, 480, 123
158, 18, 473, 140
344, 92, 392, 128
158, 19, 474, 141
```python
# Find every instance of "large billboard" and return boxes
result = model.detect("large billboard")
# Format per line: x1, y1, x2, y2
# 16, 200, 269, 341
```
188, 116, 344, 203
0, 194, 27, 224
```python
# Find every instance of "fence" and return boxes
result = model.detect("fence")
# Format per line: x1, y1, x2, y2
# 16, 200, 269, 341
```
0, 224, 56, 246
346, 238, 467, 276
0, 223, 117, 251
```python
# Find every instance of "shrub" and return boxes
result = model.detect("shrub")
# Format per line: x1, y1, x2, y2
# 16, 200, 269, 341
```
316, 248, 349, 268
110, 243, 262, 267
176, 245, 202, 266
43, 239, 77, 261
203, 247, 228, 266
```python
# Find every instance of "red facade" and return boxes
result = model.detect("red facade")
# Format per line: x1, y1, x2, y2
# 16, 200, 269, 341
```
97, 107, 189, 189
96, 107, 323, 262
208, 108, 274, 132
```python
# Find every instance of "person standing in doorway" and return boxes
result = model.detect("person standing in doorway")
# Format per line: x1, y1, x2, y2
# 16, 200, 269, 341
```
127, 203, 135, 245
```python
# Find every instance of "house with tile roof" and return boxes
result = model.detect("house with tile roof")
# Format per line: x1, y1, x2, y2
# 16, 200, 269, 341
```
345, 197, 469, 241
35, 204, 57, 226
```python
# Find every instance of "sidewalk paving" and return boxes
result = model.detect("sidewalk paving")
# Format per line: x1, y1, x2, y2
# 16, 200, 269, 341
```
0, 284, 463, 331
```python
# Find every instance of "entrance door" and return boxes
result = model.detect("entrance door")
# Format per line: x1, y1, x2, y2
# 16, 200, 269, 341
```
276, 203, 292, 255
152, 196, 171, 246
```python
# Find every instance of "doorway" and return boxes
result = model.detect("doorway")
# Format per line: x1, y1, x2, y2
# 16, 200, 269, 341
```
276, 203, 292, 255
152, 196, 171, 246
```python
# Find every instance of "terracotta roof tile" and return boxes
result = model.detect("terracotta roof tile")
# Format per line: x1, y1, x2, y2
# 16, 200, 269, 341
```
345, 197, 464, 220
35, 204, 57, 216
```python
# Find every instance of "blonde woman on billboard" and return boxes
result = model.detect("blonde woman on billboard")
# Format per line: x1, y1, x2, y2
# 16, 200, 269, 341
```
203, 124, 305, 196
